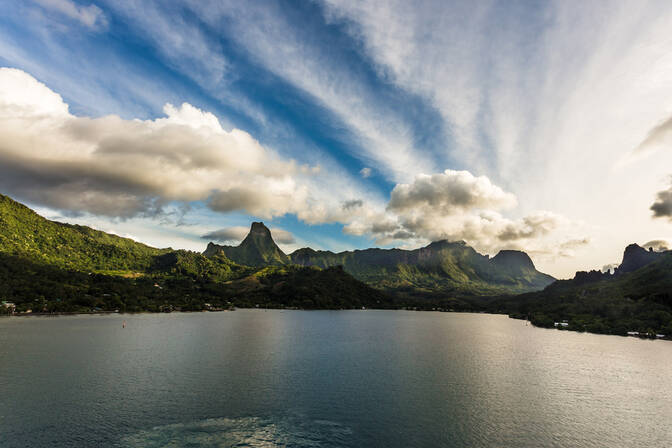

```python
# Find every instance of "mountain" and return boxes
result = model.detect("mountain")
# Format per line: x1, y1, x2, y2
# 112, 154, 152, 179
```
290, 240, 555, 296
204, 222, 290, 266
491, 243, 672, 336
615, 243, 664, 274
0, 193, 387, 313
199, 216, 554, 297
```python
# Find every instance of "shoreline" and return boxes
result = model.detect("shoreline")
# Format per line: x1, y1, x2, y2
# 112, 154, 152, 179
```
2, 308, 669, 342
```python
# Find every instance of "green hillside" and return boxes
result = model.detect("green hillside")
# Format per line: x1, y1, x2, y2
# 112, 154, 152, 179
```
0, 194, 168, 274
213, 265, 393, 309
490, 245, 672, 336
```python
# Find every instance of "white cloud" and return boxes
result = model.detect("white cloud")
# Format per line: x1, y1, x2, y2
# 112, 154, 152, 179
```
0, 67, 391, 236
340, 169, 587, 263
0, 68, 314, 218
34, 0, 108, 30
388, 170, 517, 214
359, 167, 372, 178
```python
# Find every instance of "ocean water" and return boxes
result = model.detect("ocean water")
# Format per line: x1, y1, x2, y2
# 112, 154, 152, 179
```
1, 310, 671, 447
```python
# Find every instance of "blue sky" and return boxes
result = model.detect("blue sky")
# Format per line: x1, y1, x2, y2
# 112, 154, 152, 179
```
2, 0, 672, 277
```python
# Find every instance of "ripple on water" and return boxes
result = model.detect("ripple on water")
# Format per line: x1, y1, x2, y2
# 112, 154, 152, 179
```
119, 416, 353, 448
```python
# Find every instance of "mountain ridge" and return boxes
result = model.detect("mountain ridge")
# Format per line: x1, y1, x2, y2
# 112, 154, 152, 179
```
287, 238, 554, 295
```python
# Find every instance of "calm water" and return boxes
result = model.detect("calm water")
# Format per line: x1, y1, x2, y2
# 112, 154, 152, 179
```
1, 310, 671, 447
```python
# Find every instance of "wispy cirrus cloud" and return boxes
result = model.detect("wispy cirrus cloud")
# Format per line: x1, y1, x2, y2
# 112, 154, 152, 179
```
34, 0, 108, 30
174, 0, 440, 183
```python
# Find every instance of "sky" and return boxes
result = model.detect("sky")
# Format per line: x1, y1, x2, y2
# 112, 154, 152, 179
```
1, 0, 672, 278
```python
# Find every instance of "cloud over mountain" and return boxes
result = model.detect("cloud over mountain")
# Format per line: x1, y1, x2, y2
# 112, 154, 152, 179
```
0, 67, 585, 271
344, 171, 584, 260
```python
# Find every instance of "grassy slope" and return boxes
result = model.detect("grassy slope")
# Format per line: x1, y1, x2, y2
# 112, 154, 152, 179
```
0, 194, 168, 273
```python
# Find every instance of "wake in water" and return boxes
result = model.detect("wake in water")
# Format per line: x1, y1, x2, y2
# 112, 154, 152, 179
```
119, 416, 352, 448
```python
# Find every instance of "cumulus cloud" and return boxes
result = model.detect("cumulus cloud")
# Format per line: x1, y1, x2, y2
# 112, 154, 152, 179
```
341, 169, 585, 261
388, 170, 517, 213
651, 184, 672, 219
498, 212, 561, 241
202, 226, 295, 244
0, 67, 315, 218
35, 0, 108, 30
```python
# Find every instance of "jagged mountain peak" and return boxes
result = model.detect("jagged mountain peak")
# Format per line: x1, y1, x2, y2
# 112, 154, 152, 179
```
204, 221, 289, 266
249, 221, 271, 236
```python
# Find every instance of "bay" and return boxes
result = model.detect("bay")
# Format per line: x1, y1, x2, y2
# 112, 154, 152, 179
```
1, 310, 670, 447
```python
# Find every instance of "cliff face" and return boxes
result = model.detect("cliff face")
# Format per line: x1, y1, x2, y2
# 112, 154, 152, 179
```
616, 244, 664, 274
289, 240, 555, 295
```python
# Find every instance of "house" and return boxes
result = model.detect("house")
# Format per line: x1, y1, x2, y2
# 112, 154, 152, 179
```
554, 322, 569, 327
1, 301, 16, 314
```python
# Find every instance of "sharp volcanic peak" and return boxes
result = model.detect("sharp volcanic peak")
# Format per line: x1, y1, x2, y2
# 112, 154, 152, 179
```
204, 222, 290, 266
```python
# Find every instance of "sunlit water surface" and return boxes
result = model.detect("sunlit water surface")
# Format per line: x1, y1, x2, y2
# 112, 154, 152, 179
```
1, 310, 671, 447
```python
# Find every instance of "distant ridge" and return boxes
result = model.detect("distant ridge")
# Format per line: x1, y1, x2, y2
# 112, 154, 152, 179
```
289, 239, 555, 295
201, 221, 554, 296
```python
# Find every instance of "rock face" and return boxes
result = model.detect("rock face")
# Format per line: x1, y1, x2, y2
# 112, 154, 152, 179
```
203, 222, 290, 266
616, 243, 664, 274
491, 250, 535, 272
